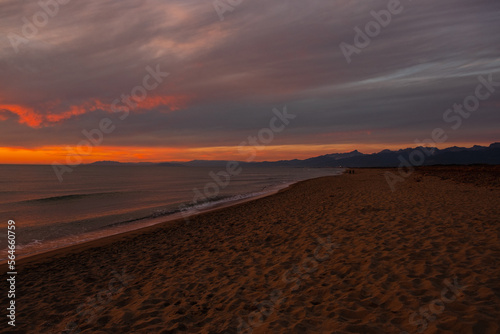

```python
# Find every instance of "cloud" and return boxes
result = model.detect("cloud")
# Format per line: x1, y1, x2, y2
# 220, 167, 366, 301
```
0, 0, 499, 156
0, 94, 189, 127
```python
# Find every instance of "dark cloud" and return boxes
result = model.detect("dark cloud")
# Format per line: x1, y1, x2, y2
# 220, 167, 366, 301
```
0, 0, 499, 150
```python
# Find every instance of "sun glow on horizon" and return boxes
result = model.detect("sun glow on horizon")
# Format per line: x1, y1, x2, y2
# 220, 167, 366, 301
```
0, 141, 492, 164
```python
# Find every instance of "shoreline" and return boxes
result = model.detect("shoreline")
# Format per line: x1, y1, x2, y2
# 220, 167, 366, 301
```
0, 175, 333, 269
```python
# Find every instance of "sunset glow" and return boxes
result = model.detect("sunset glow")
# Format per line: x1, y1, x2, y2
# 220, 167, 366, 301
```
0, 0, 498, 164
0, 141, 493, 165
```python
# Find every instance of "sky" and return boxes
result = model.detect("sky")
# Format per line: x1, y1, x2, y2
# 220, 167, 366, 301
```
0, 0, 499, 163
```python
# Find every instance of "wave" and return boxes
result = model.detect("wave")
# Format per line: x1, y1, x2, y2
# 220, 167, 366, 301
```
92, 187, 284, 231
24, 191, 123, 203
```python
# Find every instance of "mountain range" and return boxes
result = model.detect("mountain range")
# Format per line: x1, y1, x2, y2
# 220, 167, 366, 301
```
90, 142, 500, 168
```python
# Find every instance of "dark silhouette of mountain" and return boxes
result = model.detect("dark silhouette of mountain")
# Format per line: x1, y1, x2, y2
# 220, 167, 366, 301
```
90, 161, 185, 167
89, 143, 499, 168
257, 142, 500, 168
183, 160, 235, 167
89, 160, 126, 166
156, 162, 186, 167
89, 161, 156, 166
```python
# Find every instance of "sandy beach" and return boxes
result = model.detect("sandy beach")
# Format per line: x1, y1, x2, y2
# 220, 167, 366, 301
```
2, 167, 499, 334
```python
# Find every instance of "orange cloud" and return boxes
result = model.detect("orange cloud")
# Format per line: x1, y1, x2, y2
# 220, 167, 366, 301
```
0, 95, 190, 127
46, 104, 89, 123
135, 95, 190, 111
0, 104, 44, 127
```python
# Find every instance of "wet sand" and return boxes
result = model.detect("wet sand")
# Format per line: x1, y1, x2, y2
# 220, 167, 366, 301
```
2, 167, 499, 334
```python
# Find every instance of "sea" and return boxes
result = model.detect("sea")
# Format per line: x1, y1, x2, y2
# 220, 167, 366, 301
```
0, 164, 342, 261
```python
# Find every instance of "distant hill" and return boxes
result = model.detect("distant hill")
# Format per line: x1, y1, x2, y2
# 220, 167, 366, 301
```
89, 142, 500, 168
183, 160, 236, 167
254, 142, 500, 168
88, 161, 156, 166
89, 161, 126, 166
156, 162, 186, 167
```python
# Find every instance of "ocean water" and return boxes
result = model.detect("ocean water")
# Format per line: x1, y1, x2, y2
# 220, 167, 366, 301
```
0, 164, 342, 261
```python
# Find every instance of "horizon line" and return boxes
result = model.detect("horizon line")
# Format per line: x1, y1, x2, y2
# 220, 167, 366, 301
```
1, 141, 497, 165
